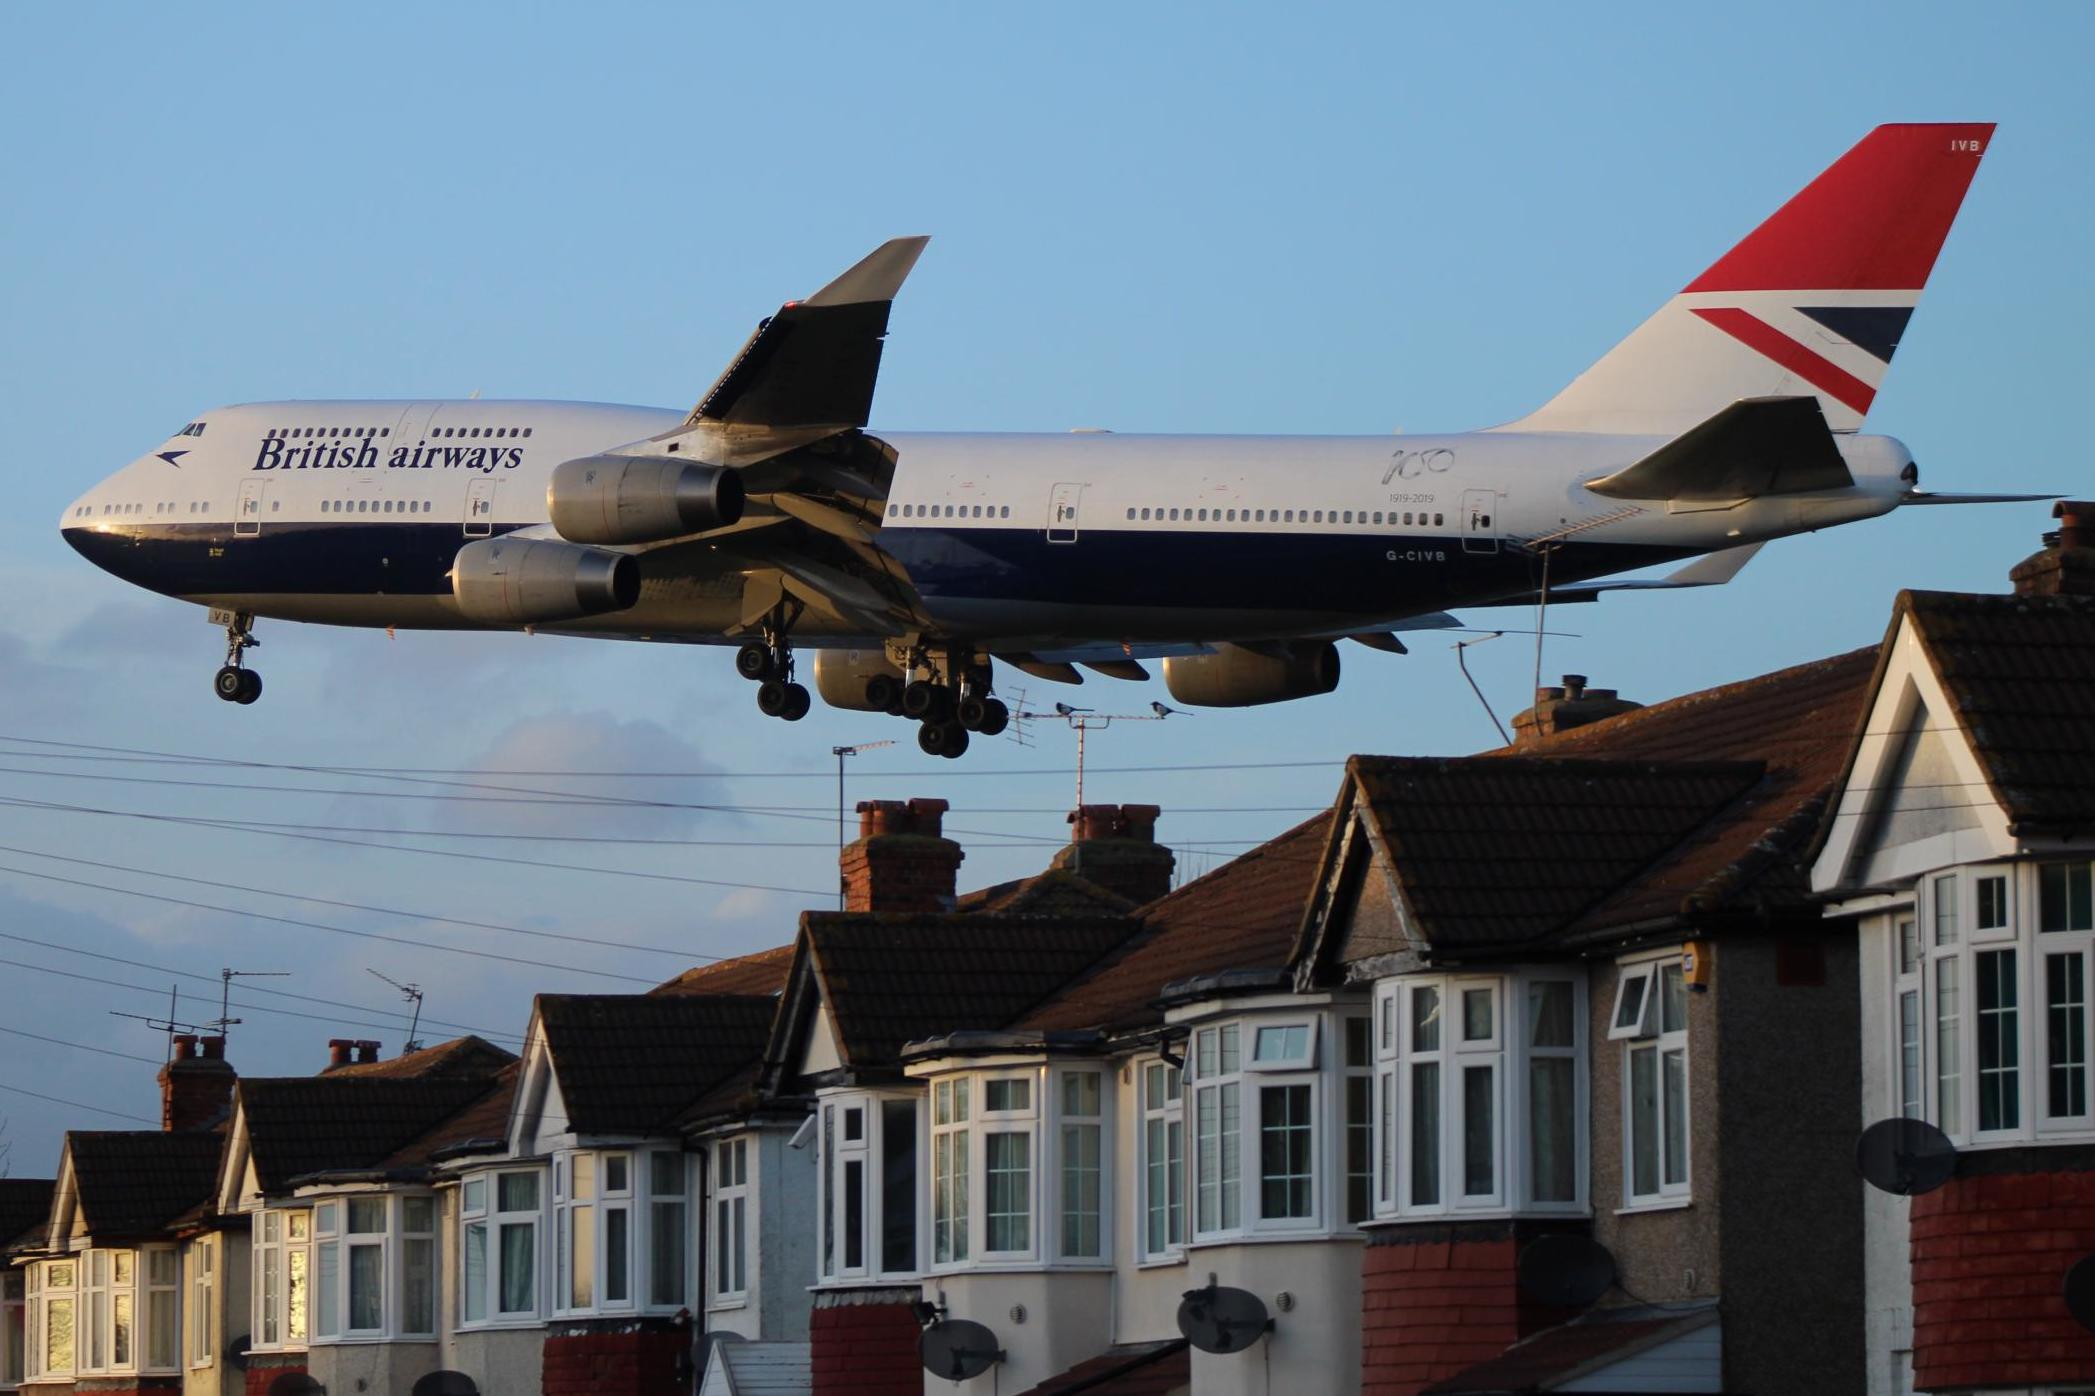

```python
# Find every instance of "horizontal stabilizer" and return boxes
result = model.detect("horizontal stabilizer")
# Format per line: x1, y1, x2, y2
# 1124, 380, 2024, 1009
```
1474, 541, 1766, 608
1899, 490, 2061, 506
1586, 396, 1850, 503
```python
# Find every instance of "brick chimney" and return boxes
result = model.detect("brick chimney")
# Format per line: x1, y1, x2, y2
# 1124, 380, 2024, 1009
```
159, 1033, 235, 1132
841, 798, 964, 913
2010, 501, 2095, 598
1511, 674, 1643, 747
1050, 804, 1176, 906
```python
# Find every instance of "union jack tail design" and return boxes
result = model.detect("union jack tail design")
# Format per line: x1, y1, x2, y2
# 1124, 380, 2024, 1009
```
1502, 123, 1994, 435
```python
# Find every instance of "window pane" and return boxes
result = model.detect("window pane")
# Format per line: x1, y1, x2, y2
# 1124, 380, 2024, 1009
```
1529, 1057, 1576, 1203
349, 1245, 382, 1330
463, 1224, 487, 1323
1898, 918, 1921, 976
1528, 982, 1573, 1049
605, 1155, 629, 1193
1462, 1066, 1495, 1197
260, 1246, 280, 1345
1977, 949, 2020, 1131
498, 1173, 539, 1212
732, 1197, 746, 1292
1220, 1083, 1240, 1228
1630, 1047, 1658, 1196
1145, 1119, 1169, 1252
347, 1198, 385, 1235
1613, 973, 1649, 1034
605, 1209, 629, 1303
2042, 862, 2094, 932
148, 1280, 176, 1370
1254, 1024, 1309, 1061
572, 1155, 596, 1202
1063, 1071, 1101, 1117
652, 1202, 686, 1306
882, 1099, 918, 1273
1345, 1016, 1372, 1068
1062, 1122, 1102, 1256
650, 1152, 683, 1197
1462, 989, 1494, 1042
44, 1297, 71, 1373
986, 1133, 1030, 1252
1662, 1049, 1689, 1187
113, 1290, 132, 1367
1934, 875, 1959, 946
1976, 875, 2008, 930
843, 1160, 865, 1270
499, 1224, 535, 1314
1259, 1085, 1313, 1219
1659, 964, 1687, 1035
314, 1242, 338, 1339
1899, 989, 1923, 1119
1936, 959, 1963, 1135
1410, 1062, 1441, 1206
402, 1196, 434, 1233
1166, 1119, 1184, 1245
403, 1238, 433, 1334
2050, 953, 2090, 1119
1345, 1076, 1373, 1223
286, 1246, 307, 1343
1412, 987, 1442, 1052
568, 1207, 594, 1308
985, 1078, 1031, 1112
463, 1178, 487, 1215
715, 1199, 733, 1291
1220, 1024, 1239, 1075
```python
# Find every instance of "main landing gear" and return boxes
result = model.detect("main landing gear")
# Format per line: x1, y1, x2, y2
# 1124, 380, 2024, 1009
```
735, 634, 811, 723
212, 612, 262, 705
896, 648, 1008, 761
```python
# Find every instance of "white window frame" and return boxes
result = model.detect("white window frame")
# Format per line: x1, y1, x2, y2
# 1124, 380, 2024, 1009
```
456, 1168, 544, 1328
1608, 966, 1656, 1041
930, 1079, 971, 1268
251, 1209, 310, 1352
549, 1149, 685, 1319
1247, 1020, 1319, 1072
816, 1090, 923, 1283
1622, 958, 1692, 1207
711, 1138, 750, 1306
26, 1257, 76, 1381
188, 1236, 213, 1368
978, 1072, 1038, 1261
1341, 1015, 1375, 1227
648, 1150, 692, 1311
1055, 1068, 1107, 1263
46, 1246, 177, 1379
1138, 1058, 1185, 1262
1191, 1023, 1244, 1239
1251, 1072, 1320, 1231
143, 1247, 178, 1374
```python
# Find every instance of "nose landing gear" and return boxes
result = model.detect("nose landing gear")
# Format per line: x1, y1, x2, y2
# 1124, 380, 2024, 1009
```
212, 612, 262, 705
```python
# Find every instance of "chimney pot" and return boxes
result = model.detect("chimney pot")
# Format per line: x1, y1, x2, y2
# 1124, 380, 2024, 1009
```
328, 1039, 354, 1068
2011, 501, 2095, 598
171, 1034, 198, 1062
199, 1035, 225, 1060
1053, 803, 1176, 906
843, 796, 963, 913
355, 1040, 381, 1064
1562, 674, 1587, 700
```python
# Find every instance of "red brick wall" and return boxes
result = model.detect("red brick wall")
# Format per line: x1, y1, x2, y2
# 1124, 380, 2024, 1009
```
1910, 1167, 2095, 1390
811, 1296, 922, 1396
243, 1355, 306, 1396
1362, 1230, 1572, 1396
541, 1327, 690, 1396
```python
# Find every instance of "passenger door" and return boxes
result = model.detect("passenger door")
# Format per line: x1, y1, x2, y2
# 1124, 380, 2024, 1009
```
1047, 482, 1084, 544
465, 478, 498, 538
1460, 489, 1500, 555
235, 480, 267, 538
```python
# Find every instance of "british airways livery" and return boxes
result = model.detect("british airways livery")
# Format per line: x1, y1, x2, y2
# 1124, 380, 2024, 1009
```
63, 124, 2033, 757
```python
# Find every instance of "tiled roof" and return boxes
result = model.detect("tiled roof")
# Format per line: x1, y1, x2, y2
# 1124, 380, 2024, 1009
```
791, 911, 1140, 1073
1346, 756, 1766, 954
240, 1077, 500, 1192
67, 1131, 223, 1239
1007, 1339, 1189, 1396
378, 1062, 520, 1168
1015, 814, 1332, 1034
1420, 1304, 1717, 1393
538, 993, 778, 1135
1899, 590, 2095, 836
650, 944, 796, 998
0, 1178, 54, 1251
957, 868, 1138, 918
1497, 647, 1879, 933
326, 1034, 516, 1079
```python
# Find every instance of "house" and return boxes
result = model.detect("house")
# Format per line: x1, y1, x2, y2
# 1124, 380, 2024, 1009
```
1, 1180, 56, 1392
1813, 503, 2095, 1394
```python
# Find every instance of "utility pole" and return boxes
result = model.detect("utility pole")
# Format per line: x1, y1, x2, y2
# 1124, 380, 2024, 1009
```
831, 740, 896, 909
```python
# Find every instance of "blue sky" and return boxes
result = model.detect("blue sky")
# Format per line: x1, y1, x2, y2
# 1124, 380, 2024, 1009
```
0, 2, 2089, 1166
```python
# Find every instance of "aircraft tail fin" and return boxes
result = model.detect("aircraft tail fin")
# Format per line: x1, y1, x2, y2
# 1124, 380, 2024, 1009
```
1498, 123, 1993, 436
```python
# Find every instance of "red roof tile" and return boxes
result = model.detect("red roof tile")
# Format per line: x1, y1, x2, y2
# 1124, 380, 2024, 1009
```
1007, 1339, 1189, 1396
325, 1035, 516, 1079
650, 944, 796, 998
1420, 1305, 1716, 1393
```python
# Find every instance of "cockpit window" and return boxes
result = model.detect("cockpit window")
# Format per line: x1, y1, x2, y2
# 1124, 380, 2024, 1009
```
173, 421, 207, 438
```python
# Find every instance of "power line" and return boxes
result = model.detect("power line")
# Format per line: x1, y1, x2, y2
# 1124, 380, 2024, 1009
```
0, 1079, 155, 1125
0, 1024, 163, 1065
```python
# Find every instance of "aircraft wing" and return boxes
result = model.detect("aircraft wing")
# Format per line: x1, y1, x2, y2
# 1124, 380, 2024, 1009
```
688, 236, 930, 432
1585, 396, 1851, 503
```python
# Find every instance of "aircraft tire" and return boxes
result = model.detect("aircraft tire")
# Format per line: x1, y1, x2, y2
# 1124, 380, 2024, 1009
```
756, 680, 790, 717
957, 695, 989, 731
941, 723, 970, 759
780, 683, 812, 722
213, 666, 246, 702
865, 675, 900, 711
735, 643, 774, 681
917, 720, 946, 757
978, 699, 1009, 737
235, 670, 263, 705
901, 681, 939, 720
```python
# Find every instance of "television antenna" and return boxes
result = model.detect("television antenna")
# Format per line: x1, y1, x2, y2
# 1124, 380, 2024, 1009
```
213, 966, 290, 1038
109, 985, 201, 1062
367, 969, 425, 1052
831, 739, 897, 909
1012, 701, 1184, 811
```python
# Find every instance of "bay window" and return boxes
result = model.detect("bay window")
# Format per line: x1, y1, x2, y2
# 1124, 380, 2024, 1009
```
818, 1093, 920, 1283
551, 1149, 689, 1317
25, 1250, 175, 1380
458, 1169, 543, 1326
252, 1210, 309, 1351
306, 1194, 435, 1341
982, 1075, 1034, 1256
712, 1139, 749, 1303
26, 1259, 73, 1381
1372, 973, 1586, 1221
1901, 859, 2095, 1145
1193, 1025, 1242, 1235
1140, 1060, 1184, 1259
1189, 1014, 1351, 1238
932, 1081, 970, 1266
1059, 1072, 1103, 1259
1344, 1017, 1374, 1223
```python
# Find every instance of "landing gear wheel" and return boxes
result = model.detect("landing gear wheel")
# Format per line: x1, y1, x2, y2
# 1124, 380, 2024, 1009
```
977, 698, 1009, 737
957, 694, 990, 731
756, 680, 791, 717
938, 722, 969, 759
864, 674, 901, 712
779, 683, 812, 722
735, 643, 775, 681
918, 719, 972, 758
213, 666, 246, 702
901, 681, 939, 720
235, 670, 263, 705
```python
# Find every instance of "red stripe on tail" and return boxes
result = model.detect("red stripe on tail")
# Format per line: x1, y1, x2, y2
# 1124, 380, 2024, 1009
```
1685, 123, 1993, 293
1690, 308, 1878, 415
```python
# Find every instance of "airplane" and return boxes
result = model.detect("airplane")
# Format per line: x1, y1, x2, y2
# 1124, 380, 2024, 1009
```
63, 122, 2040, 758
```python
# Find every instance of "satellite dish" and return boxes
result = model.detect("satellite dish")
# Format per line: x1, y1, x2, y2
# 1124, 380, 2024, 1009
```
226, 1334, 252, 1372
1856, 1117, 1957, 1196
2064, 1254, 2095, 1333
1177, 1283, 1272, 1355
412, 1373, 482, 1396
267, 1375, 325, 1396
918, 1318, 1004, 1381
1517, 1234, 1616, 1309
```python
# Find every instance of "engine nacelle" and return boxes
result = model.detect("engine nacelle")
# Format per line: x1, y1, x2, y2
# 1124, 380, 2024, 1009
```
547, 455, 745, 545
451, 536, 640, 625
1161, 642, 1342, 708
812, 648, 907, 712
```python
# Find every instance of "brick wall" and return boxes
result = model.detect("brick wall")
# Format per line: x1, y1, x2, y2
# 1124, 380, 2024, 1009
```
69, 1381, 181, 1396
1910, 1166, 2095, 1390
811, 1290, 922, 1396
541, 1324, 691, 1396
1361, 1225, 1575, 1396
242, 1354, 307, 1396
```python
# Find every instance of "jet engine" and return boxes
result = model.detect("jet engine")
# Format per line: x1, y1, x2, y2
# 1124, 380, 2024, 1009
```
1161, 642, 1341, 708
451, 536, 640, 625
547, 455, 745, 545
812, 648, 907, 712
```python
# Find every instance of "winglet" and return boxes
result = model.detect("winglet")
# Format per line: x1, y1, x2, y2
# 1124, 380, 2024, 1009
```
806, 236, 931, 307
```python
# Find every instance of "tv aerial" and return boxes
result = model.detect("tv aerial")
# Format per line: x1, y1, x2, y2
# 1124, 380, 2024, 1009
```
1177, 1281, 1272, 1355
1855, 1117, 1957, 1196
918, 1317, 1004, 1381
367, 968, 425, 1052
1517, 1233, 1617, 1309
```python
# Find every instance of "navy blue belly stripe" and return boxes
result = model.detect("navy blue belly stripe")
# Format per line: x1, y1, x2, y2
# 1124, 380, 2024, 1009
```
59, 522, 519, 599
